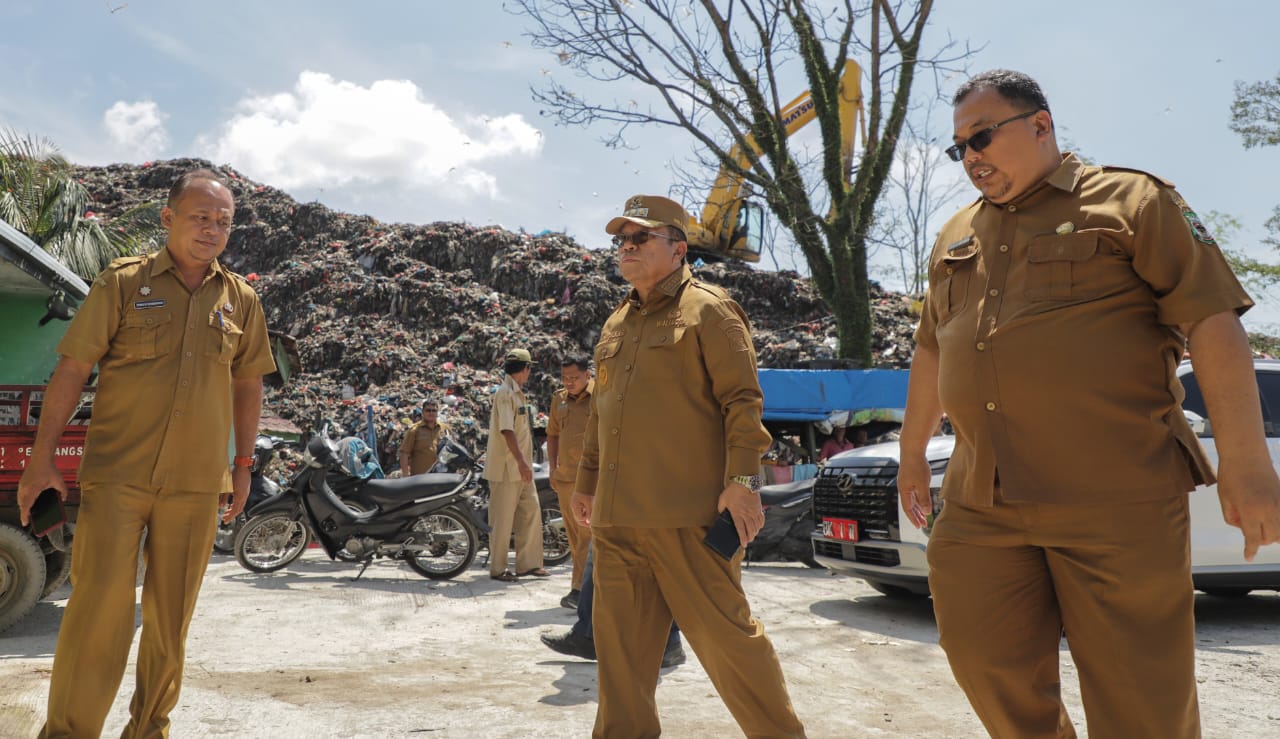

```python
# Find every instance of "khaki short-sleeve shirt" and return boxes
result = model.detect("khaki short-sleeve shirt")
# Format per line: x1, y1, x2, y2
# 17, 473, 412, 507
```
547, 381, 593, 489
915, 154, 1252, 506
402, 421, 446, 475
483, 374, 533, 482
57, 249, 277, 493
575, 265, 771, 528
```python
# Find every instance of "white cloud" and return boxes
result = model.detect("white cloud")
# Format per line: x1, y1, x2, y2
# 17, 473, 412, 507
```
103, 100, 170, 160
200, 71, 543, 198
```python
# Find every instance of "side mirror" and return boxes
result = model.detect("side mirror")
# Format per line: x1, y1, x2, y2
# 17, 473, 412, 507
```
1183, 409, 1212, 437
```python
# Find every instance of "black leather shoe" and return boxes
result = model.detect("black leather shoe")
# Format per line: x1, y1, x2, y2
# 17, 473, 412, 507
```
661, 643, 686, 669
540, 629, 597, 661
560, 589, 580, 610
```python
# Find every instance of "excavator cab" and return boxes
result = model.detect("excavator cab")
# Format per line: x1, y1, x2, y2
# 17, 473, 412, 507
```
726, 200, 764, 262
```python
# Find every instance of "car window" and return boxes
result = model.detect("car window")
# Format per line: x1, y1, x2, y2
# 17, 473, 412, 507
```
1180, 369, 1279, 437
1255, 372, 1280, 437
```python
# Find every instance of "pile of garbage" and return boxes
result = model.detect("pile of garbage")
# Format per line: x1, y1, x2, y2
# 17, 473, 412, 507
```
75, 159, 924, 463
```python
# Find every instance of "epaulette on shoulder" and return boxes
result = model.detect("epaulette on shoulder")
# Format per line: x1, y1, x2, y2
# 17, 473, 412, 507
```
107, 255, 147, 271
1100, 165, 1175, 189
690, 280, 730, 300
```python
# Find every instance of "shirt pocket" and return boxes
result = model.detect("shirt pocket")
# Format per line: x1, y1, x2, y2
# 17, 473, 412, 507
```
117, 311, 173, 360
1026, 233, 1098, 301
934, 246, 980, 325
205, 312, 244, 365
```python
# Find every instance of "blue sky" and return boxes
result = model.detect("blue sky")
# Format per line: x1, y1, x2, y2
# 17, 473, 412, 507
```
3, 0, 1278, 326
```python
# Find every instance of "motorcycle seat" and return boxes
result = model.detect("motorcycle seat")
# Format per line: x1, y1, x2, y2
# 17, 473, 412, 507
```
362, 473, 464, 508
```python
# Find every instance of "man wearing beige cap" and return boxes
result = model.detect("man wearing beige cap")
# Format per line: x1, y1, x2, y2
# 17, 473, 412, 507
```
483, 347, 546, 581
572, 194, 805, 737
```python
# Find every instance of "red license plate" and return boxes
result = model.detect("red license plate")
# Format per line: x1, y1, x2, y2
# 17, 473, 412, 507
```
822, 517, 859, 542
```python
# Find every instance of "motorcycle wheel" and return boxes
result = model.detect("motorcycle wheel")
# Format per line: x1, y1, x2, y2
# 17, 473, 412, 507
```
540, 503, 571, 567
212, 514, 244, 554
403, 507, 477, 580
234, 513, 311, 573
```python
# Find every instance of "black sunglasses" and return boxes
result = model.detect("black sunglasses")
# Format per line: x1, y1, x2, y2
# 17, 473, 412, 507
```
945, 109, 1041, 162
611, 230, 676, 248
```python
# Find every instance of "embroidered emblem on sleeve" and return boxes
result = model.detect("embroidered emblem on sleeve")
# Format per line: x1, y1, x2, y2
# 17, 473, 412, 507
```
1169, 192, 1217, 246
720, 317, 751, 352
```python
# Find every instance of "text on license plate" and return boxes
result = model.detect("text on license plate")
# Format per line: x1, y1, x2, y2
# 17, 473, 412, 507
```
822, 517, 858, 542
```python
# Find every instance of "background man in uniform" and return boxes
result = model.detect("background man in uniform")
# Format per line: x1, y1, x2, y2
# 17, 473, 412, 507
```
898, 69, 1280, 738
17, 168, 277, 738
572, 194, 804, 738
483, 348, 547, 582
399, 398, 446, 476
545, 355, 592, 608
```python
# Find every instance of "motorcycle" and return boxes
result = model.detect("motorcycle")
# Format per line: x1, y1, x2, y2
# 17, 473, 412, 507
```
233, 425, 479, 580
213, 435, 291, 554
436, 440, 571, 568
746, 477, 823, 568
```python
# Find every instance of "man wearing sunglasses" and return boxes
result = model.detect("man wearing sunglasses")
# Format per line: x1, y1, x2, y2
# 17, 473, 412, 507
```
898, 69, 1280, 738
572, 195, 804, 737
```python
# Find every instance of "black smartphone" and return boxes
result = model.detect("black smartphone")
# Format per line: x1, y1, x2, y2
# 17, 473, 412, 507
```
29, 487, 67, 537
703, 509, 742, 560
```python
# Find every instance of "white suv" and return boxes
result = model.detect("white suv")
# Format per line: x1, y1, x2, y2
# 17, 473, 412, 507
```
811, 359, 1280, 598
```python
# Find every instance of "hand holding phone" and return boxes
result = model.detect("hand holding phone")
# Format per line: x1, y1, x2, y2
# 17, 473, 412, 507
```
703, 509, 742, 560
29, 487, 68, 537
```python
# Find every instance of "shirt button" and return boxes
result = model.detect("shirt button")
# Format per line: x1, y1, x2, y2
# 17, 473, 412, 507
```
1008, 205, 1017, 213
988, 288, 999, 297
145, 318, 154, 325
945, 267, 954, 275
640, 309, 648, 316
976, 342, 986, 351
185, 351, 193, 357
181, 380, 189, 387
1000, 244, 1009, 253
632, 337, 639, 343
174, 410, 182, 417
615, 394, 622, 401
985, 402, 997, 411
624, 364, 632, 371
611, 428, 619, 435
607, 463, 616, 471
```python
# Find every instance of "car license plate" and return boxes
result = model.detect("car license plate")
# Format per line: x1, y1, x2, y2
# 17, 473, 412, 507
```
822, 517, 858, 542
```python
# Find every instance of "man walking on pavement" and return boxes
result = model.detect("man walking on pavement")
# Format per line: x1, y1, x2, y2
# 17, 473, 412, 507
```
483, 347, 547, 582
898, 69, 1280, 738
545, 355, 593, 608
17, 168, 277, 738
399, 398, 446, 476
572, 194, 804, 738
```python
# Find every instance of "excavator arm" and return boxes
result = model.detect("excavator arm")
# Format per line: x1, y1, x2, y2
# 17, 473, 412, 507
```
686, 59, 866, 263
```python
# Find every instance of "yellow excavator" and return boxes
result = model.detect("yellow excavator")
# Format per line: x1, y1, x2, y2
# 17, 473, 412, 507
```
685, 59, 867, 263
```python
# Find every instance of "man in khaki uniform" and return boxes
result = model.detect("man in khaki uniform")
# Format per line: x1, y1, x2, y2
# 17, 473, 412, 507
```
17, 169, 277, 738
545, 355, 592, 607
483, 348, 546, 581
573, 195, 804, 738
399, 398, 446, 476
898, 70, 1280, 738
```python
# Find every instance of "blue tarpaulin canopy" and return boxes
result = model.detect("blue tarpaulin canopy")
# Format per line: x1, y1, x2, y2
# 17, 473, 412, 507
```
758, 369, 909, 423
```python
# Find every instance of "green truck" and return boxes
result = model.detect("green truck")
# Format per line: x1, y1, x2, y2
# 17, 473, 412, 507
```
0, 219, 92, 633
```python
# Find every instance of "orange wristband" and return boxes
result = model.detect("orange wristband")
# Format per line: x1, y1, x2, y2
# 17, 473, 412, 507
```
232, 455, 254, 468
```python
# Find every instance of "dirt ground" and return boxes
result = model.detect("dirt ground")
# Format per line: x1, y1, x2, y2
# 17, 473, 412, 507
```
2, 552, 1279, 738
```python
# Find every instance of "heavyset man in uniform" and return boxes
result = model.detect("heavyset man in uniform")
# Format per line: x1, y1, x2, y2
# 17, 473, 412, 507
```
898, 69, 1280, 738
399, 398, 447, 476
17, 169, 276, 738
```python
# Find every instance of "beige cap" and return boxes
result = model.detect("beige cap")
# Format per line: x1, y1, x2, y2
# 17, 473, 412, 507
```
505, 348, 534, 363
605, 194, 690, 235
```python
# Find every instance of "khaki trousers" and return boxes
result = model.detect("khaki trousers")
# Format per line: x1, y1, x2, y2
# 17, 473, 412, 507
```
41, 483, 219, 739
487, 479, 543, 576
927, 491, 1199, 739
551, 480, 589, 590
591, 525, 805, 739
